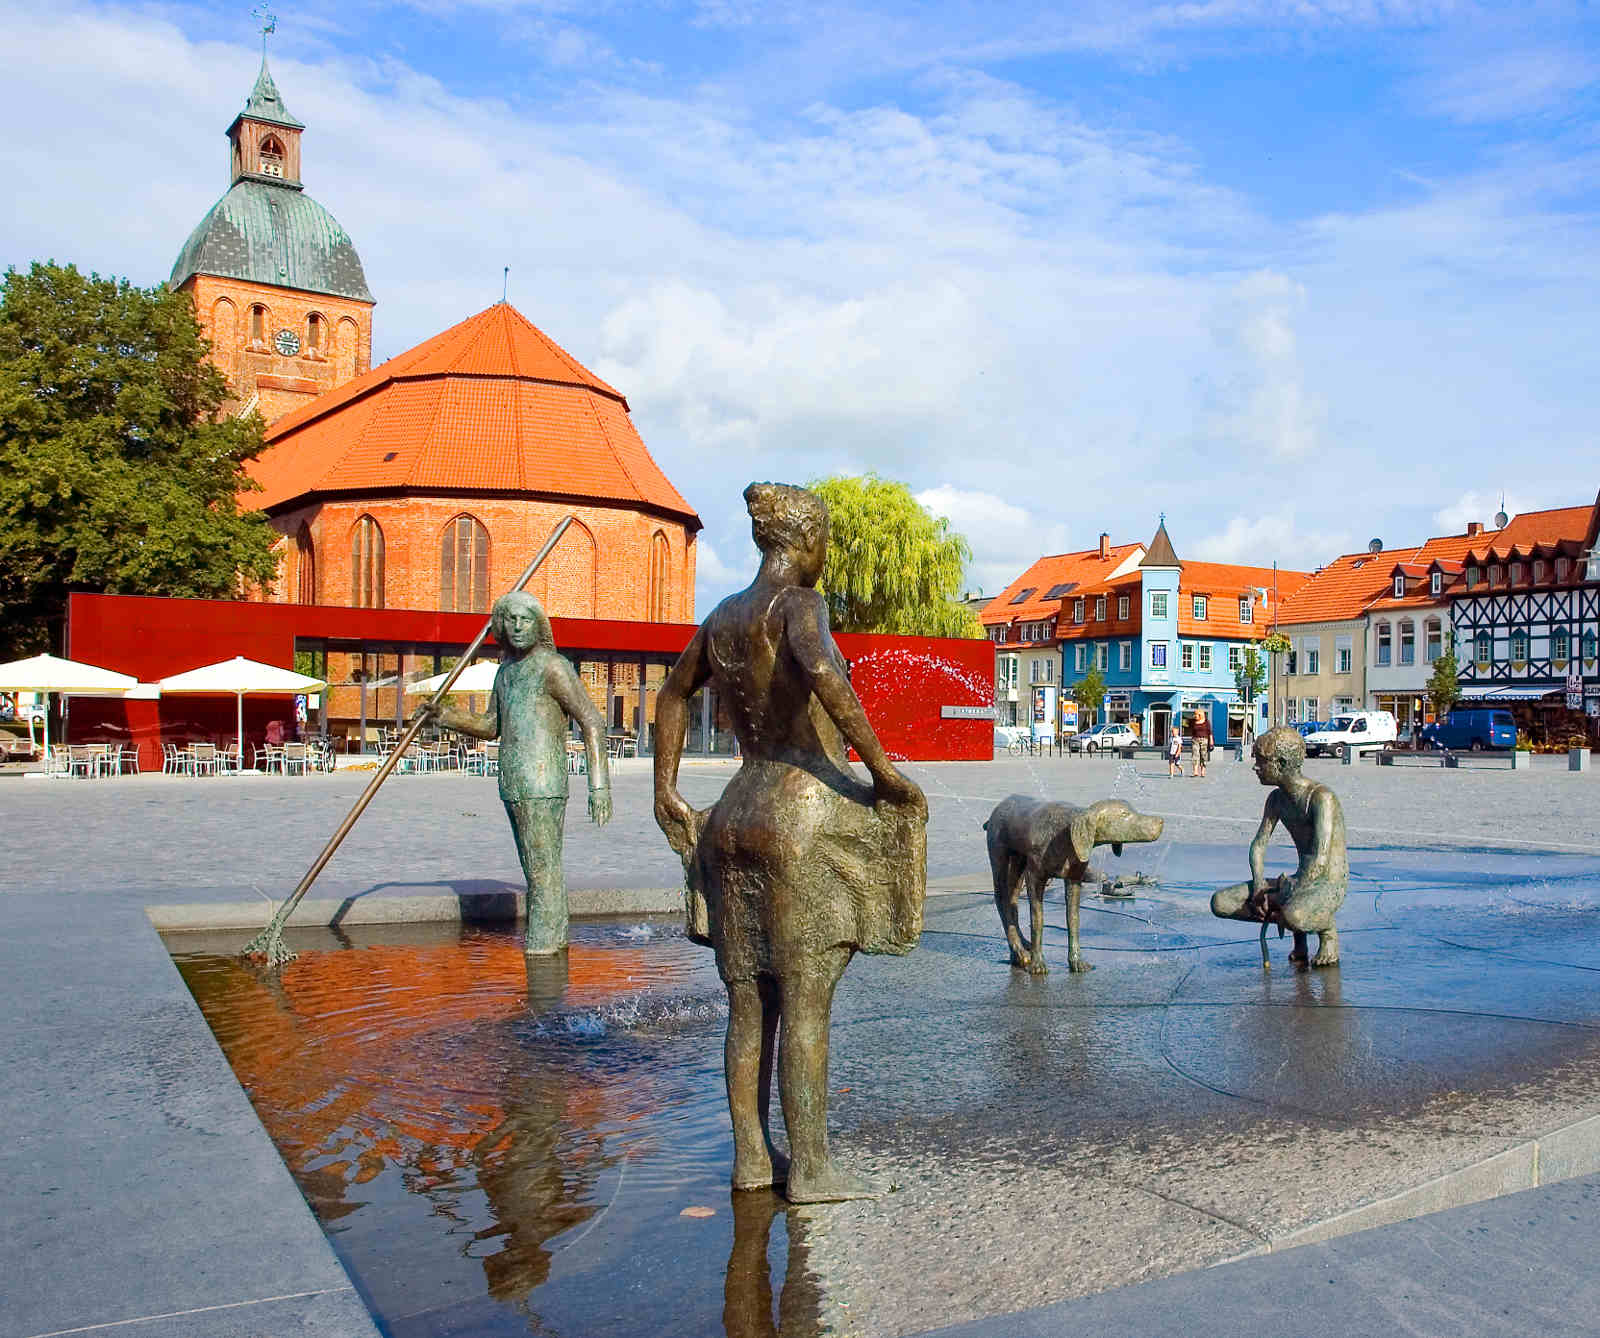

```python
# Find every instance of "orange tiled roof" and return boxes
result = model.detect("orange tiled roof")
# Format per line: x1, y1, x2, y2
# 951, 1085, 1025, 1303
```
248, 303, 698, 526
1367, 529, 1498, 612
1465, 504, 1593, 562
1275, 550, 1405, 624
1056, 571, 1143, 641
980, 543, 1144, 628
1176, 561, 1308, 637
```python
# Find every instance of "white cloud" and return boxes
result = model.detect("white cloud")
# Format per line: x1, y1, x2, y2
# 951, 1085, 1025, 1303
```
1191, 512, 1356, 570
692, 536, 744, 610
1207, 271, 1326, 460
1430, 490, 1550, 534
1412, 45, 1600, 123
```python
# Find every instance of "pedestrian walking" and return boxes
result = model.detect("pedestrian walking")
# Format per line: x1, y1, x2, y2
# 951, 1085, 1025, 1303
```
1191, 711, 1213, 778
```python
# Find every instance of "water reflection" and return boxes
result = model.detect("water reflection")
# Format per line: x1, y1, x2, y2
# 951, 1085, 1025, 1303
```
170, 923, 823, 1336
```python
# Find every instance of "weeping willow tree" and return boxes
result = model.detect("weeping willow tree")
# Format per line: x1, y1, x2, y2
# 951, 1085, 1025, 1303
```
807, 474, 982, 638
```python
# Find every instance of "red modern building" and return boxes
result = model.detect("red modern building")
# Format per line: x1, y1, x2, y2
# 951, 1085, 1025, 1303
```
66, 593, 994, 768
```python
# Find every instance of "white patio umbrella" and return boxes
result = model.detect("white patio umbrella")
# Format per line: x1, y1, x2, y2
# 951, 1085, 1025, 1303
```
156, 656, 327, 763
405, 659, 500, 695
0, 653, 138, 759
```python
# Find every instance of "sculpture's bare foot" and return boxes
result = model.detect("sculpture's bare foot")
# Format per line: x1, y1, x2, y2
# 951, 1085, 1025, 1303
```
1068, 956, 1095, 973
732, 1146, 790, 1191
786, 1161, 881, 1204
1027, 953, 1050, 976
1311, 929, 1340, 968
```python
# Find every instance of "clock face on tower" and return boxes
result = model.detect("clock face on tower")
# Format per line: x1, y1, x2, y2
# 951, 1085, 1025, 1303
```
274, 328, 301, 357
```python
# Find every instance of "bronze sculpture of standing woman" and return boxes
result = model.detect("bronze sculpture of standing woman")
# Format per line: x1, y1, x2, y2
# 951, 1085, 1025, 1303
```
654, 482, 928, 1203
415, 591, 611, 955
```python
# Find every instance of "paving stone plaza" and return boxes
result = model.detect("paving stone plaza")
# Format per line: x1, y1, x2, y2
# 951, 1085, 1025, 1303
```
5, 750, 1600, 1337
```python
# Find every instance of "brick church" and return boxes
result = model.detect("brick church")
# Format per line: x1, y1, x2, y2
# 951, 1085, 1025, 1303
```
172, 56, 699, 624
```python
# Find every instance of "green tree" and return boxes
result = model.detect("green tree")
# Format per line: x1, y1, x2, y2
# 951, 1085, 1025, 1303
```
1234, 645, 1267, 703
0, 262, 277, 652
1070, 664, 1107, 723
1427, 643, 1460, 721
807, 474, 981, 638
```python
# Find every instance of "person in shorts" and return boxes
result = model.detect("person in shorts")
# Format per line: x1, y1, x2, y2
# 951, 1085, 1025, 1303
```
1166, 728, 1184, 778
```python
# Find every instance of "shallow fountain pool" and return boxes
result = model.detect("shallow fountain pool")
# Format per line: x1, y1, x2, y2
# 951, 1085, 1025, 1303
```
170, 920, 822, 1337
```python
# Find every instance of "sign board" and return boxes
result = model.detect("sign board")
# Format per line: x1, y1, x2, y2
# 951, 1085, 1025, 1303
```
1061, 698, 1079, 732
1568, 672, 1584, 711
1032, 684, 1056, 739
940, 704, 997, 720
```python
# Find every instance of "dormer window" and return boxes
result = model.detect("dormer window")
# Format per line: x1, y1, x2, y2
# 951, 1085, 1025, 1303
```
1510, 561, 1524, 585
1465, 564, 1480, 587
1239, 596, 1253, 624
1556, 557, 1571, 582
259, 134, 285, 178
1430, 571, 1442, 596
1533, 559, 1546, 583
1393, 575, 1405, 598
1073, 598, 1085, 624
1489, 564, 1502, 585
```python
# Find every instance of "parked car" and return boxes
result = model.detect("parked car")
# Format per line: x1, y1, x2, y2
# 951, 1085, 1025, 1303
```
1303, 710, 1398, 759
1293, 720, 1329, 738
1418, 708, 1517, 752
1069, 722, 1139, 754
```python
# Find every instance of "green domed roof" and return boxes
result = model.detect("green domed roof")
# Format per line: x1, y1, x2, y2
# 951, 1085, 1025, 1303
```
169, 178, 373, 303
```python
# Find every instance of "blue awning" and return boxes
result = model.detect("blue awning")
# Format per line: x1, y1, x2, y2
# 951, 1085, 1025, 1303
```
1462, 685, 1559, 701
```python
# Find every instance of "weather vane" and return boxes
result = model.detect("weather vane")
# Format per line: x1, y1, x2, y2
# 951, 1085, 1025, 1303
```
252, 2, 277, 55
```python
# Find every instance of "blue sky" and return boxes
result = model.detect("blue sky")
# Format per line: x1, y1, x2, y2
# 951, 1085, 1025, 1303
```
2, 1, 1597, 605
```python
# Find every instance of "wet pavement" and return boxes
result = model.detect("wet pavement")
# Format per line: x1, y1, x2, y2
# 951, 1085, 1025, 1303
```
156, 837, 1600, 1338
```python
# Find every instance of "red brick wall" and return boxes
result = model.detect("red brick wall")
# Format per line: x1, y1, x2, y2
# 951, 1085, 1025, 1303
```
263, 496, 697, 624
182, 274, 373, 424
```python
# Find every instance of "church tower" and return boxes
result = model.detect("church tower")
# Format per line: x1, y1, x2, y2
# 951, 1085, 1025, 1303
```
171, 54, 375, 423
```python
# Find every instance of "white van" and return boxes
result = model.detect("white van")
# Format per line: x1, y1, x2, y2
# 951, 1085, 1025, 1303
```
1304, 710, 1397, 760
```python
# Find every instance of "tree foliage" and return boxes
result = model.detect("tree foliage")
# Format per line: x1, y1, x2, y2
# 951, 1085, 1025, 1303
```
1070, 664, 1107, 719
1234, 645, 1267, 702
1427, 644, 1461, 720
0, 262, 278, 652
807, 474, 981, 638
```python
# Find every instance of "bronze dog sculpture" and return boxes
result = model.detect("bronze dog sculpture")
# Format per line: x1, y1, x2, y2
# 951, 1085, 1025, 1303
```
984, 796, 1164, 974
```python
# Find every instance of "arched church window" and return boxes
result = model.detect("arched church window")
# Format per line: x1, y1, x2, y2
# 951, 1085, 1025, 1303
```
306, 312, 324, 355
440, 515, 490, 613
259, 134, 285, 178
647, 531, 671, 621
249, 305, 268, 346
351, 515, 385, 609
295, 524, 316, 604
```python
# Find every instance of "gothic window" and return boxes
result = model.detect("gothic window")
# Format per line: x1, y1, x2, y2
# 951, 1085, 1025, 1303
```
1510, 628, 1529, 663
351, 515, 385, 609
1475, 631, 1491, 667
306, 312, 324, 355
259, 134, 285, 178
250, 305, 268, 345
1376, 621, 1392, 666
1425, 618, 1443, 663
647, 531, 672, 621
295, 524, 315, 604
440, 515, 489, 613
1399, 620, 1415, 665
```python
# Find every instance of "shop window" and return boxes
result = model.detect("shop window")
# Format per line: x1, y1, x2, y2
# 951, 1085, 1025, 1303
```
350, 515, 385, 609
440, 514, 489, 613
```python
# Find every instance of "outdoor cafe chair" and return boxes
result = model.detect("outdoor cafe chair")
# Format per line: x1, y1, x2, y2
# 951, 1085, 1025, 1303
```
188, 742, 219, 777
67, 744, 104, 779
282, 742, 309, 776
46, 745, 72, 778
161, 742, 185, 775
115, 744, 140, 776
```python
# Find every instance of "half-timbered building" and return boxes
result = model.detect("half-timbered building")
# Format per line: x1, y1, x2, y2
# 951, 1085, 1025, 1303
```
1446, 494, 1600, 743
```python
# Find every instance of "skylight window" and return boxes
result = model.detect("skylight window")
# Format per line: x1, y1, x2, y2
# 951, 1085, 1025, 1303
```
1009, 587, 1037, 605
1044, 582, 1077, 600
